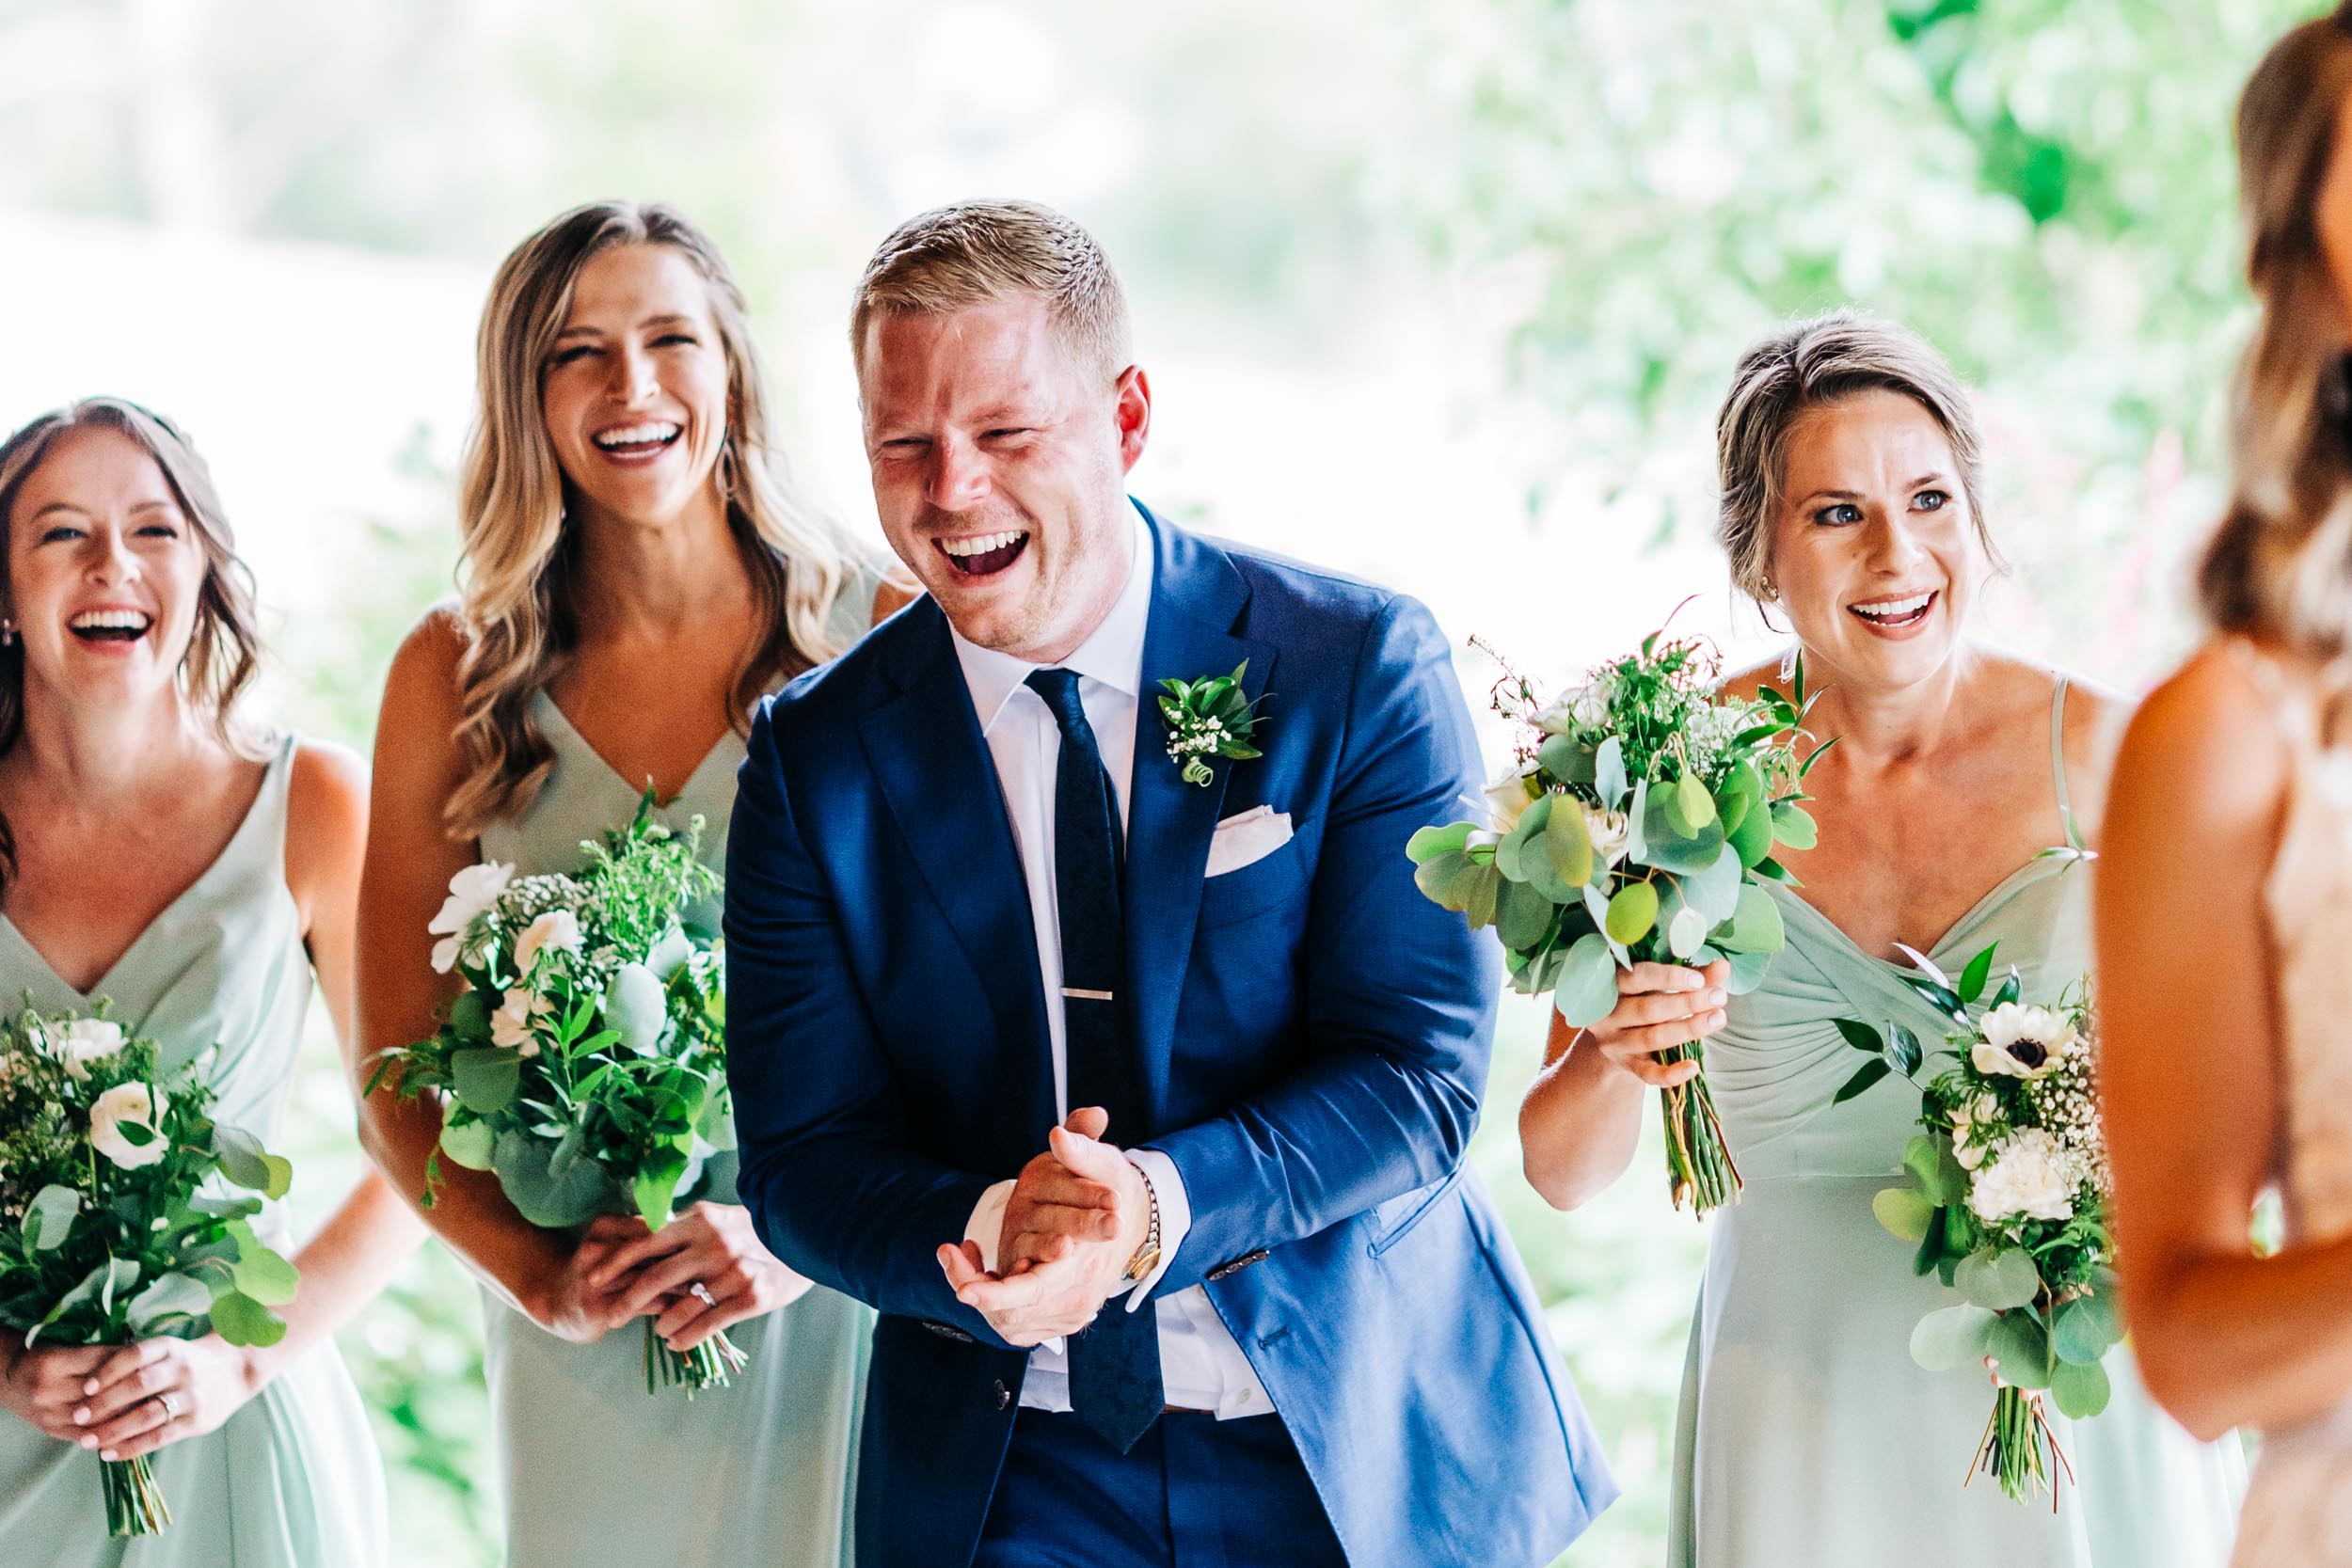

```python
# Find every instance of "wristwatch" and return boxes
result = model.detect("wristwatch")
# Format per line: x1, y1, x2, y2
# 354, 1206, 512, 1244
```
1121, 1164, 1163, 1284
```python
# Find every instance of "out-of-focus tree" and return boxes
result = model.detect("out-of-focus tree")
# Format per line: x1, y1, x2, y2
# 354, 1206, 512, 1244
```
1386, 0, 2317, 680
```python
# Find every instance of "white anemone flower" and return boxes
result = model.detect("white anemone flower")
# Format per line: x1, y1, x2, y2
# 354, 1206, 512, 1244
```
1969, 1002, 2076, 1081
1966, 1128, 2078, 1225
89, 1082, 168, 1169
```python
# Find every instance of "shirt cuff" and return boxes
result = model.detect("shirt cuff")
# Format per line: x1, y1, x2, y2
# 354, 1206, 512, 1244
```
1120, 1149, 1190, 1313
964, 1179, 1016, 1275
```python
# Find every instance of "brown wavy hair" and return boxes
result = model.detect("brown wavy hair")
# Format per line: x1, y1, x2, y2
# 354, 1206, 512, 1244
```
0, 399, 264, 884
446, 200, 855, 838
2198, 5, 2352, 658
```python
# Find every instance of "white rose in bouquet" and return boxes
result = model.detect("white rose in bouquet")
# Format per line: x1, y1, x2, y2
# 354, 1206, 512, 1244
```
513, 910, 585, 974
88, 1082, 168, 1169
1581, 802, 1632, 866
42, 1018, 125, 1081
1483, 762, 1538, 833
429, 861, 516, 974
1969, 1003, 2075, 1081
1965, 1128, 2077, 1225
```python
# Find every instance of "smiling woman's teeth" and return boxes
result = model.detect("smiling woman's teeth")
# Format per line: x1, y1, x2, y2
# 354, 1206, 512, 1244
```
938, 531, 1030, 577
591, 422, 682, 454
1850, 591, 1934, 627
69, 610, 151, 641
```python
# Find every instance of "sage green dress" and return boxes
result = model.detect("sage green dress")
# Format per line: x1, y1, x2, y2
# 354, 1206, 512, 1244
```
475, 581, 878, 1568
1669, 680, 2244, 1566
0, 735, 387, 1568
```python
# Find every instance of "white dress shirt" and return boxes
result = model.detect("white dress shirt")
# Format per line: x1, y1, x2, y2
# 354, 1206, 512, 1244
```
954, 501, 1273, 1420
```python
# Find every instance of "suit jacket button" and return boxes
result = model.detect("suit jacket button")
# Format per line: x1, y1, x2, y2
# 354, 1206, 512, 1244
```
992, 1379, 1013, 1411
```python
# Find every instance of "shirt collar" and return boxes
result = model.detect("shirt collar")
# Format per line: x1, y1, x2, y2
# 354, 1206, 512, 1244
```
950, 499, 1155, 734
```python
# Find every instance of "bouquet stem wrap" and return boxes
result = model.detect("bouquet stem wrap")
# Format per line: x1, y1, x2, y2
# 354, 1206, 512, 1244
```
644, 1319, 750, 1397
102, 1453, 171, 1538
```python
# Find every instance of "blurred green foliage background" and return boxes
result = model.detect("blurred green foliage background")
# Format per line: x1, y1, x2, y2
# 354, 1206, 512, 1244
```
0, 1, 2317, 1560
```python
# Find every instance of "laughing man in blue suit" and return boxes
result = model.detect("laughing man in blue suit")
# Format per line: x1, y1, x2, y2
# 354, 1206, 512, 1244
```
724, 199, 1616, 1568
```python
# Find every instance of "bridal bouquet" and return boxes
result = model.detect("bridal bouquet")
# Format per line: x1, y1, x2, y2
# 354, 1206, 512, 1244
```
0, 1002, 299, 1536
369, 796, 743, 1395
1407, 625, 1827, 1214
1836, 945, 2121, 1504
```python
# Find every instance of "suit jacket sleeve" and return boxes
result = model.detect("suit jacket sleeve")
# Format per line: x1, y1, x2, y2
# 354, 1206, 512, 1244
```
1145, 593, 1501, 1294
725, 702, 999, 1336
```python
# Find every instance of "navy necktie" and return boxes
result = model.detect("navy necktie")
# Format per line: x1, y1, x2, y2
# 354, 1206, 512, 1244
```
1023, 666, 1162, 1452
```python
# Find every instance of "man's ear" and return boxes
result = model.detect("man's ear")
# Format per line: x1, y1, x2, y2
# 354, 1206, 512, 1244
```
1113, 365, 1152, 474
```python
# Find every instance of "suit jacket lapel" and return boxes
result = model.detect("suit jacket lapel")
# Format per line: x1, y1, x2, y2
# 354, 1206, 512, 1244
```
1124, 509, 1278, 1126
858, 601, 1057, 1137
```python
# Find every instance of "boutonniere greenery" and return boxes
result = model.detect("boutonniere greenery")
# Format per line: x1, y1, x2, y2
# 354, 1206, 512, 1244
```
1156, 662, 1267, 787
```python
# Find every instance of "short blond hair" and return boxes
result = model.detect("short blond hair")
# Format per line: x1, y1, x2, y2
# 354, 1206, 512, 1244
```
850, 199, 1132, 382
1716, 309, 1994, 601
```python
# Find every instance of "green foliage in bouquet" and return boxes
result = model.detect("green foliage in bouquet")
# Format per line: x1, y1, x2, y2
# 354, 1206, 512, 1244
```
1157, 661, 1267, 788
1407, 625, 1827, 1213
1836, 942, 2120, 1505
0, 1002, 300, 1535
369, 793, 743, 1395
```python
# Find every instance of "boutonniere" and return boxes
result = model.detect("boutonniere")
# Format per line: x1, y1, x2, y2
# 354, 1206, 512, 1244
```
1156, 661, 1268, 787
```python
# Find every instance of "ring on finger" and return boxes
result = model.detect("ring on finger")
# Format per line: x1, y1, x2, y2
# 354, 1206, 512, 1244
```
688, 1281, 718, 1309
157, 1391, 183, 1421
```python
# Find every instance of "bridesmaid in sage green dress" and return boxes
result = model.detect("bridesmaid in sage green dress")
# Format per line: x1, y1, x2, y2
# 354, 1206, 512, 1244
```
1520, 313, 2243, 1565
0, 400, 416, 1565
354, 203, 899, 1568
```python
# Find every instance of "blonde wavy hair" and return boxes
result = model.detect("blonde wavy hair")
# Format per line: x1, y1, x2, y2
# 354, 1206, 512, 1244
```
0, 398, 265, 883
2199, 5, 2352, 660
447, 200, 855, 838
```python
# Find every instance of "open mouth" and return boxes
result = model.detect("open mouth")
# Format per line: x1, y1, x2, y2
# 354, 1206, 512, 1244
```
1847, 590, 1937, 631
935, 530, 1029, 578
69, 609, 152, 645
590, 421, 683, 461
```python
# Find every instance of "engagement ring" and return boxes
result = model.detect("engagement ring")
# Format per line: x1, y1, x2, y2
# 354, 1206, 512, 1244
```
689, 1281, 718, 1308
158, 1392, 183, 1420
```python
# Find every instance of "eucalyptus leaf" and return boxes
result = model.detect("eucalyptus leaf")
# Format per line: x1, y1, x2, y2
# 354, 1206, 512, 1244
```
452, 1047, 522, 1117
1678, 842, 1743, 925
1873, 1184, 1934, 1242
2052, 1291, 2123, 1365
1604, 881, 1659, 945
22, 1183, 78, 1251
1722, 947, 1774, 994
1956, 1248, 2042, 1311
228, 1224, 300, 1306
1537, 793, 1594, 894
2051, 1356, 2112, 1418
492, 1129, 618, 1228
1674, 773, 1716, 833
1909, 1302, 1998, 1370
127, 1272, 212, 1337
1769, 800, 1819, 850
1988, 1309, 2054, 1390
1712, 881, 1786, 955
1553, 933, 1621, 1029
1726, 793, 1774, 868
1493, 793, 1551, 883
602, 963, 668, 1055
1496, 877, 1556, 951
1636, 788, 1727, 872
1594, 736, 1628, 808
438, 1107, 496, 1171
214, 1125, 294, 1200
1406, 822, 1474, 863
633, 1145, 691, 1231
447, 989, 493, 1042
209, 1289, 287, 1349
1666, 902, 1710, 960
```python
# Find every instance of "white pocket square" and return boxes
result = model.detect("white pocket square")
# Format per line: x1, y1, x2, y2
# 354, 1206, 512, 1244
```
1205, 806, 1293, 878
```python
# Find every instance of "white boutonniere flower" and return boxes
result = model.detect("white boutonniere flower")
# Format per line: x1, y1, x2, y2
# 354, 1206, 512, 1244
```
1969, 1002, 2076, 1081
88, 1082, 168, 1169
430, 862, 516, 974
1156, 661, 1269, 788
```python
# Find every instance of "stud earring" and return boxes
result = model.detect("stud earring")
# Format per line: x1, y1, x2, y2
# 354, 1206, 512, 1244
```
2, 619, 16, 646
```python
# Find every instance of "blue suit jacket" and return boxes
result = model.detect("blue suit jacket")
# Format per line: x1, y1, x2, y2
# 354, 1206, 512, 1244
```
726, 506, 1615, 1568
